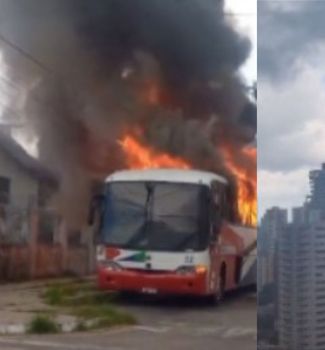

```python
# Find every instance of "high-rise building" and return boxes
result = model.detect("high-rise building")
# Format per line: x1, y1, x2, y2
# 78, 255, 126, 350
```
258, 207, 288, 345
259, 207, 288, 288
292, 205, 308, 226
309, 164, 325, 214
278, 220, 325, 350
260, 207, 288, 254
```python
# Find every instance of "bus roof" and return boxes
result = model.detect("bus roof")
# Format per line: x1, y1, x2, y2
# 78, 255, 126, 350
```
105, 169, 228, 186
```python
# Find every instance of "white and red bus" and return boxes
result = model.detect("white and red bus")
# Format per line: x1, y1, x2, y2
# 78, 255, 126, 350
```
91, 169, 256, 303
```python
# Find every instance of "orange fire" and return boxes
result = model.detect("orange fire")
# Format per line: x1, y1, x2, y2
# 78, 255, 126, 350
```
119, 134, 190, 169
119, 133, 256, 227
222, 145, 257, 227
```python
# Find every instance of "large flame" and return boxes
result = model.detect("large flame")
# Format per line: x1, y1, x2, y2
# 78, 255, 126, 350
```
119, 134, 190, 169
119, 133, 256, 227
221, 145, 257, 227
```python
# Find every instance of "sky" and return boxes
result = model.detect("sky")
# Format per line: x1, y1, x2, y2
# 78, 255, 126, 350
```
258, 1, 325, 219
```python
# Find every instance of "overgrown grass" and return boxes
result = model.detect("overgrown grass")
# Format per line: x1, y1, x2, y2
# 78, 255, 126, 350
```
43, 285, 71, 305
42, 281, 93, 306
42, 280, 136, 331
27, 315, 60, 334
72, 305, 136, 328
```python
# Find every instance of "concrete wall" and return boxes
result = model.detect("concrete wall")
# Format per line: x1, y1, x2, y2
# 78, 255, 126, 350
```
0, 147, 39, 208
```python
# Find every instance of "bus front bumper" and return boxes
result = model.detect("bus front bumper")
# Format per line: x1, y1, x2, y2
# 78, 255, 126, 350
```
97, 267, 208, 296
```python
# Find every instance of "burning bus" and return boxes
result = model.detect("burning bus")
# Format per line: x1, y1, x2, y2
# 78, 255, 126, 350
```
90, 168, 256, 303
1, 1, 257, 300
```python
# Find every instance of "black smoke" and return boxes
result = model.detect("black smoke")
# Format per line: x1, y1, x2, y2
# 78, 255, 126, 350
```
0, 0, 256, 226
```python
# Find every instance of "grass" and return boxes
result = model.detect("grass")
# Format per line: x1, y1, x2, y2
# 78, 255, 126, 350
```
27, 315, 60, 334
42, 281, 91, 306
72, 305, 136, 329
41, 280, 136, 332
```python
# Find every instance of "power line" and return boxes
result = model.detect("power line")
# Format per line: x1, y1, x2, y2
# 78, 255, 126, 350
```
0, 29, 256, 123
0, 33, 53, 75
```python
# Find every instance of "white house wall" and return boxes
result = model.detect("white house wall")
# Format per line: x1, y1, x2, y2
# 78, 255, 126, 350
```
0, 147, 38, 208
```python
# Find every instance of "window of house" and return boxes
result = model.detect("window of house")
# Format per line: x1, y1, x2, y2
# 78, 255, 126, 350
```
0, 176, 10, 204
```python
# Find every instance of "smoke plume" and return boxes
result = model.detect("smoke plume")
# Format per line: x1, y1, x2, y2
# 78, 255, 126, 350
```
0, 0, 256, 227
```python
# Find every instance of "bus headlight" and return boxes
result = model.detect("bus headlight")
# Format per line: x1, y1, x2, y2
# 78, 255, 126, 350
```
175, 265, 207, 275
175, 266, 196, 275
101, 261, 123, 272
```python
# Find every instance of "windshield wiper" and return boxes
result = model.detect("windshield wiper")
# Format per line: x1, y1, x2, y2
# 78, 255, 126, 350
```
123, 183, 154, 248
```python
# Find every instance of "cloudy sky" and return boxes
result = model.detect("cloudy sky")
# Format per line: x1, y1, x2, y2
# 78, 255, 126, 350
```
258, 1, 325, 219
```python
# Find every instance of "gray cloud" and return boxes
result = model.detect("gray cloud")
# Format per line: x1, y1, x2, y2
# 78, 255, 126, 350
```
258, 1, 325, 215
258, 67, 325, 172
258, 1, 325, 79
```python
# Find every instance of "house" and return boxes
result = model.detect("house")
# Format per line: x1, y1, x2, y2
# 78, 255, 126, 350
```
0, 131, 92, 280
0, 130, 57, 209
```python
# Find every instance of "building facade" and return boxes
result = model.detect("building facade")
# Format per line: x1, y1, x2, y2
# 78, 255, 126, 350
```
0, 131, 56, 208
309, 164, 325, 212
259, 207, 288, 287
278, 220, 325, 350
278, 163, 325, 349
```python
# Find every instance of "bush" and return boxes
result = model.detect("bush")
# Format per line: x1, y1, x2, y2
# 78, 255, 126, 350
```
41, 279, 136, 331
27, 315, 60, 334
42, 283, 80, 306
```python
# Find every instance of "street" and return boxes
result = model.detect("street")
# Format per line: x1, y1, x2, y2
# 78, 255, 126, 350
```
0, 290, 256, 350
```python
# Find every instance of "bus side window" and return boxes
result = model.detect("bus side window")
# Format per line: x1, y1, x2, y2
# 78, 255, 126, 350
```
211, 182, 229, 217
210, 182, 223, 239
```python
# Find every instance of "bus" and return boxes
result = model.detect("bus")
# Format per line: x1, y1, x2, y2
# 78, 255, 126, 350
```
90, 169, 256, 303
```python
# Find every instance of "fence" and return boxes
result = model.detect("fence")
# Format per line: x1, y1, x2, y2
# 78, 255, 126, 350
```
0, 204, 95, 281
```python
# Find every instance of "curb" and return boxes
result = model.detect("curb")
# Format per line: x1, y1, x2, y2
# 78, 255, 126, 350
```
0, 320, 80, 335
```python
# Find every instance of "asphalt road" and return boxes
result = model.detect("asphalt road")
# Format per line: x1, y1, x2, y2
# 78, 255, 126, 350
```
0, 290, 256, 350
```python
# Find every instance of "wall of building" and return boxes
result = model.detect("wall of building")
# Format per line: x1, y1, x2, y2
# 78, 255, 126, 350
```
278, 221, 325, 350
0, 147, 39, 208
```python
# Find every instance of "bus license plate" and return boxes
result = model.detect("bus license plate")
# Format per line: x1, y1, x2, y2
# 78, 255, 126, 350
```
141, 287, 158, 294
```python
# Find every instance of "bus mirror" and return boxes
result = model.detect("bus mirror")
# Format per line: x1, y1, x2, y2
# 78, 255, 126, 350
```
88, 206, 95, 226
88, 195, 104, 226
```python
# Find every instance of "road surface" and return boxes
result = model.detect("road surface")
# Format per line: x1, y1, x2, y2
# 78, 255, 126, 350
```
0, 290, 256, 350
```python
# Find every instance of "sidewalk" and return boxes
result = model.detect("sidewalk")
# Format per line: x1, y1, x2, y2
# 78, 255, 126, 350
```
0, 279, 84, 334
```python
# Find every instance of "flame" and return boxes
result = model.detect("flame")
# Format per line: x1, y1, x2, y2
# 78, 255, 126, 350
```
119, 134, 190, 169
119, 133, 256, 227
222, 145, 257, 227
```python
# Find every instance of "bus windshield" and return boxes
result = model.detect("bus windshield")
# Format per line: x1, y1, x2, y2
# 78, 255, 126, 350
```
99, 182, 210, 252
